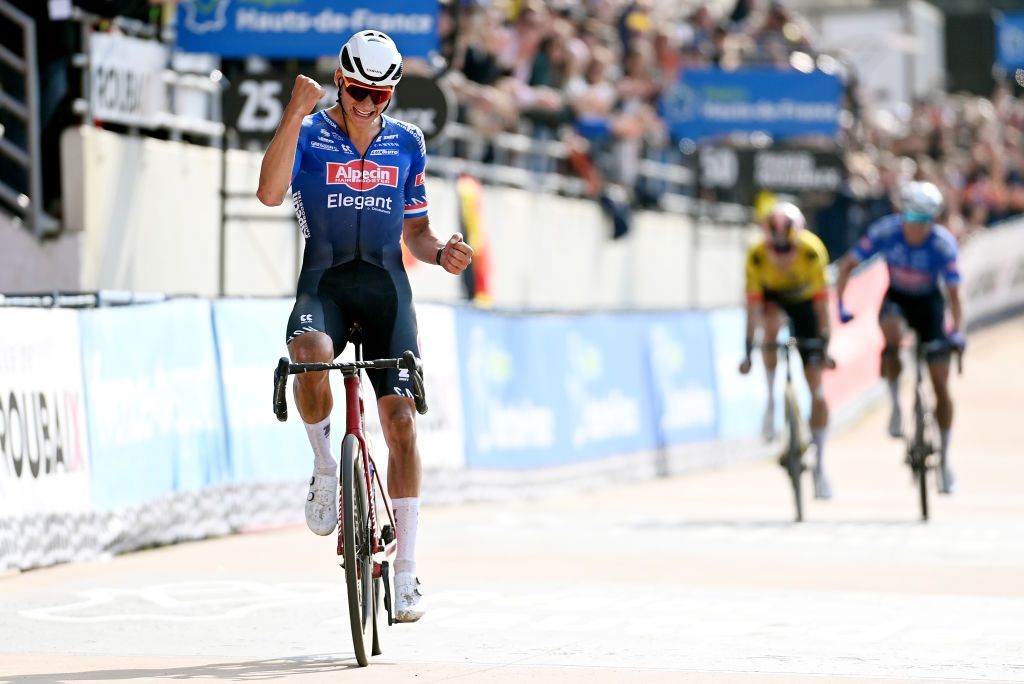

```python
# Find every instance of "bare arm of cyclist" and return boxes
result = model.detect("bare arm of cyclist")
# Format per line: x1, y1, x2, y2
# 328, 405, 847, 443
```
947, 282, 964, 337
257, 75, 325, 206
739, 296, 761, 374
403, 218, 475, 274
834, 252, 858, 305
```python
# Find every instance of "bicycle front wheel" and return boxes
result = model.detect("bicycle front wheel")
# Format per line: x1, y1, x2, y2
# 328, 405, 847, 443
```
784, 388, 804, 523
341, 434, 376, 666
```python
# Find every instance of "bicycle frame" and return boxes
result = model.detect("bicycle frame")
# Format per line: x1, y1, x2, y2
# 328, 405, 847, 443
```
339, 367, 397, 573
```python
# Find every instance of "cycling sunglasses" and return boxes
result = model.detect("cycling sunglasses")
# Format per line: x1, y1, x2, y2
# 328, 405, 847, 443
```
342, 77, 393, 105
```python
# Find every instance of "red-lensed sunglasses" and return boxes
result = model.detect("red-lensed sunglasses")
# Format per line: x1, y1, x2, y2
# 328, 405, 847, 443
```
342, 77, 393, 105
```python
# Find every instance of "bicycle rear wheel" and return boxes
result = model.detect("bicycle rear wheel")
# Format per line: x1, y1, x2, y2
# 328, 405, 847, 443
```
784, 388, 804, 523
912, 386, 930, 522
341, 434, 375, 666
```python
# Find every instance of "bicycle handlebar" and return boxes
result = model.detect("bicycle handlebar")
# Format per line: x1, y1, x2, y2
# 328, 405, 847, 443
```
917, 339, 964, 375
272, 352, 428, 422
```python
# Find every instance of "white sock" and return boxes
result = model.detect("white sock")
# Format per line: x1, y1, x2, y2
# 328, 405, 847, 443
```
941, 430, 952, 464
304, 417, 335, 474
392, 497, 419, 576
765, 367, 776, 400
888, 379, 900, 411
812, 428, 827, 471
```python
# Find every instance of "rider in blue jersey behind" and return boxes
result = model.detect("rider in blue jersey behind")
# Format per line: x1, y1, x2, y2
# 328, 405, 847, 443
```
834, 181, 965, 493
257, 30, 474, 623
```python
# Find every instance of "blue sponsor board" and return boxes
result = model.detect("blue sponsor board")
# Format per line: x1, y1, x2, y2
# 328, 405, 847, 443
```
211, 299, 309, 483
457, 310, 568, 469
996, 12, 1024, 71
176, 0, 438, 59
79, 301, 229, 511
562, 314, 659, 459
456, 310, 660, 469
639, 312, 718, 446
662, 68, 842, 142
708, 308, 810, 441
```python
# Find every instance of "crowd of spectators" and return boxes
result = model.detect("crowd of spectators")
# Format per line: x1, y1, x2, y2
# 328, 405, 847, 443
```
5, 0, 1024, 247
438, 0, 821, 196
437, 0, 1024, 245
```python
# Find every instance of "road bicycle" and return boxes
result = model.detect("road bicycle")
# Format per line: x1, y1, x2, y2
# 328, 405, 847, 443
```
905, 338, 961, 522
272, 343, 427, 667
770, 337, 830, 523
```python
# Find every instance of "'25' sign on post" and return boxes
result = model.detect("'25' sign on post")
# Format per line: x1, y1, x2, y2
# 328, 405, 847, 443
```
223, 68, 334, 147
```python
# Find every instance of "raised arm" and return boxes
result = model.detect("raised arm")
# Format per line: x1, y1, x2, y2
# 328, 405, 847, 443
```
257, 75, 324, 207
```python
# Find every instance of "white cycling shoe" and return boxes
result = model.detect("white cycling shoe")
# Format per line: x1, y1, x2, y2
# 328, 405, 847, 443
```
393, 572, 426, 623
939, 460, 957, 495
761, 404, 776, 442
813, 467, 833, 500
888, 406, 903, 438
305, 470, 338, 536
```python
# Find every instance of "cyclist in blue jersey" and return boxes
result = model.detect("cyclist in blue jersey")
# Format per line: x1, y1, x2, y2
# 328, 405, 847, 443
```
256, 30, 474, 623
834, 181, 965, 493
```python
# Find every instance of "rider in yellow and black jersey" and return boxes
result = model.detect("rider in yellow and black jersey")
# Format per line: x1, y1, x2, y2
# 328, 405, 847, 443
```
739, 202, 833, 499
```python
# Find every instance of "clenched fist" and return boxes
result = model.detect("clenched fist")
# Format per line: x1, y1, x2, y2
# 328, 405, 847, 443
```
286, 74, 325, 116
439, 233, 474, 275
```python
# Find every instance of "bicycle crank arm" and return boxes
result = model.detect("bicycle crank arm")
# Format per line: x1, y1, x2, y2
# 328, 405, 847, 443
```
381, 560, 394, 626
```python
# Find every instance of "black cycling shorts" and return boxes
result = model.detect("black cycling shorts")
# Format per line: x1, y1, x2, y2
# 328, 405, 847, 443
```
286, 260, 420, 400
879, 288, 945, 347
763, 291, 824, 365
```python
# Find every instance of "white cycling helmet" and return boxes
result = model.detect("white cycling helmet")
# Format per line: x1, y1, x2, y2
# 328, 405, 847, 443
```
901, 181, 943, 223
764, 201, 806, 243
339, 30, 403, 87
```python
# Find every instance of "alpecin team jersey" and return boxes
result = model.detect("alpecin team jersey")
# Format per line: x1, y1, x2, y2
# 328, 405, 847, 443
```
290, 111, 428, 272
850, 213, 961, 295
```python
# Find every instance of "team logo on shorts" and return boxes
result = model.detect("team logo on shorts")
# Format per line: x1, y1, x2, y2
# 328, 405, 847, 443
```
326, 160, 399, 191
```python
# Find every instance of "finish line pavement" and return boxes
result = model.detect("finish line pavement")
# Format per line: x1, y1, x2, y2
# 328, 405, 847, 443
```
2, 319, 1023, 683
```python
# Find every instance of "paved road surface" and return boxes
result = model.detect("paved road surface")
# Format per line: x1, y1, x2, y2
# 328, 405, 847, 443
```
2, 319, 1023, 683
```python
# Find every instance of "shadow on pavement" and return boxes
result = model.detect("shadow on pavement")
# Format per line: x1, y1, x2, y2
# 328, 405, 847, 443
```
626, 518, 924, 528
2, 656, 379, 682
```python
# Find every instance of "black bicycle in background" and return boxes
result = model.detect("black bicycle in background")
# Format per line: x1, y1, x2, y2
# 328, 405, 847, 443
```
906, 339, 962, 522
754, 337, 831, 523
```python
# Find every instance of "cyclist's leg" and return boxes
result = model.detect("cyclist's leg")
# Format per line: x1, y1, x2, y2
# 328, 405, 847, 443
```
286, 268, 348, 535
918, 290, 955, 490
788, 300, 831, 497
879, 290, 907, 437
353, 265, 422, 499
761, 298, 783, 440
355, 264, 425, 621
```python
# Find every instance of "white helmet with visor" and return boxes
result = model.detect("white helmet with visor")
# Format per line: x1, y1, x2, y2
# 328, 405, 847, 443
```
339, 30, 403, 87
901, 181, 943, 223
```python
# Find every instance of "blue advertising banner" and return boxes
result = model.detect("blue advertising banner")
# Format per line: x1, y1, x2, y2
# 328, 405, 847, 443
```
562, 315, 659, 459
176, 0, 438, 59
662, 68, 842, 142
996, 12, 1024, 71
457, 310, 661, 469
79, 301, 229, 511
708, 308, 810, 441
211, 299, 309, 483
640, 312, 718, 446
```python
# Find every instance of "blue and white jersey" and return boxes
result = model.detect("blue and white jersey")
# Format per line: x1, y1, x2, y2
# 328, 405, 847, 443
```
851, 213, 961, 295
290, 111, 429, 272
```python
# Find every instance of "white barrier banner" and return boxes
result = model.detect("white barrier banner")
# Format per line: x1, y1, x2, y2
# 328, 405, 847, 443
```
960, 218, 1024, 326
0, 309, 91, 516
89, 33, 169, 128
